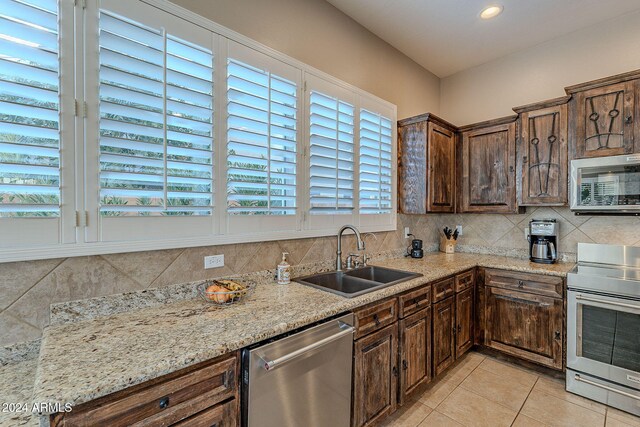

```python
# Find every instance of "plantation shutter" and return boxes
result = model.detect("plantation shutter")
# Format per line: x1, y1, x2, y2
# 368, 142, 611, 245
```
98, 11, 214, 217
88, 0, 217, 242
304, 74, 356, 229
359, 108, 393, 215
0, 0, 74, 248
226, 41, 300, 234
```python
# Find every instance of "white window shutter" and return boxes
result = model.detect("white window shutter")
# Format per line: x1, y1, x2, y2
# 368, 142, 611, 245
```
87, 0, 217, 243
304, 73, 358, 230
0, 0, 74, 248
225, 41, 301, 234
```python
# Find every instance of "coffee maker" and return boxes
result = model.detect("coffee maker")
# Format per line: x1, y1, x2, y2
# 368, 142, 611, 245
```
528, 219, 558, 264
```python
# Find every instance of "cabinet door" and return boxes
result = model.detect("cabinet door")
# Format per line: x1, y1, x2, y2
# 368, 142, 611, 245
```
485, 286, 563, 370
455, 287, 474, 358
399, 307, 431, 405
433, 297, 456, 376
573, 81, 635, 158
398, 121, 427, 214
519, 103, 568, 206
427, 122, 455, 212
460, 121, 517, 213
353, 323, 398, 427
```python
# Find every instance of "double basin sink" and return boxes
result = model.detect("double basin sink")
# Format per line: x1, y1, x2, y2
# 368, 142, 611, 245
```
295, 266, 422, 298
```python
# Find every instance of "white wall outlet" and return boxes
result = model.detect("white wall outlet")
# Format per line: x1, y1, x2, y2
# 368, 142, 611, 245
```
404, 227, 411, 239
456, 225, 463, 236
204, 254, 224, 269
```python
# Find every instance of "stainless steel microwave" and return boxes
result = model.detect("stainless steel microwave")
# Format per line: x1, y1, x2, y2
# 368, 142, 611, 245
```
570, 154, 640, 213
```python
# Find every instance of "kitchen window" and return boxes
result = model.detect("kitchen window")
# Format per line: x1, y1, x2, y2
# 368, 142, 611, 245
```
0, 0, 396, 262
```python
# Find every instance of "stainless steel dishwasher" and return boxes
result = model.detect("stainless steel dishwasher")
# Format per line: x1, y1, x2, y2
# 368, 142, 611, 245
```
241, 313, 355, 427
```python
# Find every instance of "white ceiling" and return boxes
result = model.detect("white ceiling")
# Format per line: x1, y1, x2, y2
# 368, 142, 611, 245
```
325, 0, 640, 77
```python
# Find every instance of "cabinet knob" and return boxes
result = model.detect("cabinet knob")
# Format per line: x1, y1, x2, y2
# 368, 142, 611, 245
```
159, 396, 170, 409
413, 298, 420, 306
554, 331, 561, 340
402, 360, 408, 370
373, 314, 380, 326
518, 280, 524, 288
392, 366, 399, 377
626, 115, 633, 124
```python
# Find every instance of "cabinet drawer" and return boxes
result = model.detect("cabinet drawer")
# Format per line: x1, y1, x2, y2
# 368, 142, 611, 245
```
484, 269, 563, 298
172, 399, 237, 427
399, 285, 431, 318
60, 354, 238, 427
432, 278, 455, 303
455, 270, 474, 293
354, 299, 397, 339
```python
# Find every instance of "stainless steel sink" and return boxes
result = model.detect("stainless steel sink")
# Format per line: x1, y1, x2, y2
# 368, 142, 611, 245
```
295, 266, 422, 298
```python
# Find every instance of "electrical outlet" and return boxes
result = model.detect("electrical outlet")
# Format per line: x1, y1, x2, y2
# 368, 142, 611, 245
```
204, 254, 224, 269
404, 227, 411, 239
456, 225, 463, 236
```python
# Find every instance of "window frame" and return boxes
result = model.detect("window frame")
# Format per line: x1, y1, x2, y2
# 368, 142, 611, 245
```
0, 0, 397, 263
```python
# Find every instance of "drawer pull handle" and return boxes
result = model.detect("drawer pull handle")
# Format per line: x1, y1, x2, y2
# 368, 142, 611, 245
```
373, 314, 380, 326
518, 280, 524, 288
159, 396, 170, 409
413, 298, 420, 306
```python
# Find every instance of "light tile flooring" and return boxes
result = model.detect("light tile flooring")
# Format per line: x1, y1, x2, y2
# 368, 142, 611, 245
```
383, 352, 640, 427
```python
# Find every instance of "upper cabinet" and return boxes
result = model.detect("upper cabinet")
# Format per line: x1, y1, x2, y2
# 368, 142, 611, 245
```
398, 114, 457, 214
458, 117, 520, 213
514, 96, 570, 206
565, 70, 640, 159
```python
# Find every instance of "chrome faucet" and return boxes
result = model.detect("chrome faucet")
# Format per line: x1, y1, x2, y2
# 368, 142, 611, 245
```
336, 225, 365, 271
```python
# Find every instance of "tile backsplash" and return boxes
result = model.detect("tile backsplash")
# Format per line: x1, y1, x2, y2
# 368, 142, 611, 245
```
1, 208, 639, 348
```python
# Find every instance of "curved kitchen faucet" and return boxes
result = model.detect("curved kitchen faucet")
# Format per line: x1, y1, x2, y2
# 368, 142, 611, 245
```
336, 225, 365, 271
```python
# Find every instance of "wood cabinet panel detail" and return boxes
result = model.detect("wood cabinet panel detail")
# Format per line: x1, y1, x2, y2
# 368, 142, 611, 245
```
433, 296, 456, 376
399, 308, 432, 405
455, 287, 474, 358
353, 324, 398, 427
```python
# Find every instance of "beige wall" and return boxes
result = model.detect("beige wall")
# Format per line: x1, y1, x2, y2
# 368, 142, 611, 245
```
440, 10, 640, 125
170, 0, 440, 119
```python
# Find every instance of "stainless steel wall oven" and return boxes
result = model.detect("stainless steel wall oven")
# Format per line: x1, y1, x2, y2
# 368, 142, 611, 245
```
567, 243, 640, 416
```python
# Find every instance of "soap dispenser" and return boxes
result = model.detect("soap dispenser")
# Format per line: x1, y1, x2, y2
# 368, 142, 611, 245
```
277, 252, 291, 285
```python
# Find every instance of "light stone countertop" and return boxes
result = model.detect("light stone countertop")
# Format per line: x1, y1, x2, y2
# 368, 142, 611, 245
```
0, 359, 40, 427
31, 252, 574, 414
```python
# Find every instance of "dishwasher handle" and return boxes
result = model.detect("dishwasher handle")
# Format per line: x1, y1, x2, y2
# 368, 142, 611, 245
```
260, 322, 355, 371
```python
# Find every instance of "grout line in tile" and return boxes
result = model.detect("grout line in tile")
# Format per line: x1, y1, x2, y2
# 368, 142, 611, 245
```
510, 376, 541, 427
3, 257, 66, 312
147, 248, 187, 289
433, 354, 485, 412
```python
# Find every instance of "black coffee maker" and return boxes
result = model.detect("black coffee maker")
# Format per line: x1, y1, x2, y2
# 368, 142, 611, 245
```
408, 238, 423, 258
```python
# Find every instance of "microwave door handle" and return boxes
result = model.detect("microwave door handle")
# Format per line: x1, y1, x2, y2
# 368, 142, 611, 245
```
548, 242, 556, 259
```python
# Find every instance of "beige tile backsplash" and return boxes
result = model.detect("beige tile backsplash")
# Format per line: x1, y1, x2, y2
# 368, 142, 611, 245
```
1, 208, 639, 348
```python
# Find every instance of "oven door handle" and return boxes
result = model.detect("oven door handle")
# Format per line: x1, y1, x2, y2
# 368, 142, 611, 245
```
574, 374, 640, 401
576, 294, 640, 310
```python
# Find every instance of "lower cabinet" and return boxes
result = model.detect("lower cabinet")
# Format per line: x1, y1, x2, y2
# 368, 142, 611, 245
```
353, 323, 398, 427
433, 296, 456, 376
482, 268, 564, 370
51, 352, 239, 427
455, 287, 474, 358
398, 307, 432, 405
484, 286, 563, 369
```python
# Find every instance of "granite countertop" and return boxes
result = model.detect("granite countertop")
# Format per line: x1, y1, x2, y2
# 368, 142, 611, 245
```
0, 359, 40, 426
31, 252, 574, 414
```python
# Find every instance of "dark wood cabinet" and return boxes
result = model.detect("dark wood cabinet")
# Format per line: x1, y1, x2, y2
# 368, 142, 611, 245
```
458, 116, 520, 213
353, 323, 398, 427
399, 307, 432, 405
514, 96, 570, 206
455, 287, 474, 358
51, 353, 239, 427
565, 70, 640, 159
432, 295, 456, 376
483, 274, 563, 370
398, 113, 456, 214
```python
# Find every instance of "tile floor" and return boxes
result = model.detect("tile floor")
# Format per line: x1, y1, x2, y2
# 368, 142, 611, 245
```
383, 351, 640, 427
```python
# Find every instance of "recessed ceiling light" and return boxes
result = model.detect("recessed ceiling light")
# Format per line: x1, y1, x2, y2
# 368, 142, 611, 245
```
480, 5, 503, 19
